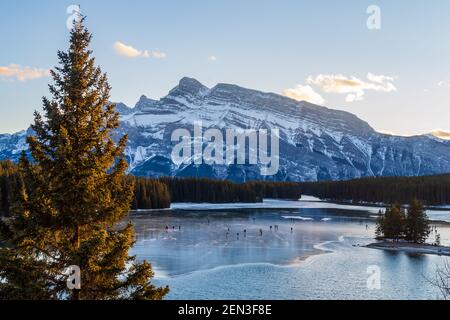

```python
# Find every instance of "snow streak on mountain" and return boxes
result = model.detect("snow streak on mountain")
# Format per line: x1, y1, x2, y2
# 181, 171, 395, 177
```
2, 77, 450, 182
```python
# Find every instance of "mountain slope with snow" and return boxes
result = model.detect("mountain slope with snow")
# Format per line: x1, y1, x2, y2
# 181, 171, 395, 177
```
2, 77, 450, 182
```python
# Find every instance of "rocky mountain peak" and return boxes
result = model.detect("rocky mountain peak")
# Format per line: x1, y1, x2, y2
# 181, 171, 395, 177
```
135, 95, 157, 111
2, 78, 450, 182
169, 77, 210, 98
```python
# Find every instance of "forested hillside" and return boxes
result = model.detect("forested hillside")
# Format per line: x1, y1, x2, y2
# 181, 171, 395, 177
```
159, 177, 302, 204
132, 177, 171, 210
0, 161, 303, 214
0, 161, 22, 216
3, 160, 450, 213
299, 174, 450, 205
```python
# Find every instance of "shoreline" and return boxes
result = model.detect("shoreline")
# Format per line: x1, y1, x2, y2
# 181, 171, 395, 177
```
366, 241, 450, 256
130, 198, 450, 224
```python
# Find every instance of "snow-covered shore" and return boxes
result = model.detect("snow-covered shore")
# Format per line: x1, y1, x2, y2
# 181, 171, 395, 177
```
170, 196, 383, 213
366, 241, 450, 256
169, 196, 450, 222
130, 196, 450, 223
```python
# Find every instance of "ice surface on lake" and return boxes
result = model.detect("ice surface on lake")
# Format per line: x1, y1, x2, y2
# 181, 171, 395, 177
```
129, 203, 450, 299
281, 215, 314, 221
156, 236, 450, 300
170, 197, 450, 222
130, 208, 367, 276
171, 196, 380, 213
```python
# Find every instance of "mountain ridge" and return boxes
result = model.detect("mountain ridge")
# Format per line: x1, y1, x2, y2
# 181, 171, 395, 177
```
2, 77, 450, 182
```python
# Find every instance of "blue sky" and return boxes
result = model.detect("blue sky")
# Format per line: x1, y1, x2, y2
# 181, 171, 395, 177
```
1, 0, 450, 137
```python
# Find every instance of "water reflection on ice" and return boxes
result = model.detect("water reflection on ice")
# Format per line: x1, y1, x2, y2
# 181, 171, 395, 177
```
128, 206, 450, 300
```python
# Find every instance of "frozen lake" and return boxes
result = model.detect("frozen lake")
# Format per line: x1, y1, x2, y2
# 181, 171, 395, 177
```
129, 199, 450, 300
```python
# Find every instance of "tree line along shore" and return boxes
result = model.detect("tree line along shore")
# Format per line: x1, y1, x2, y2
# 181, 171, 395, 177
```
4, 159, 450, 216
0, 160, 303, 215
298, 174, 450, 206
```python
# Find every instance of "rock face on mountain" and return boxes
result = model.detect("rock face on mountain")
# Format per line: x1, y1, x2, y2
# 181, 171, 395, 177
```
2, 77, 450, 182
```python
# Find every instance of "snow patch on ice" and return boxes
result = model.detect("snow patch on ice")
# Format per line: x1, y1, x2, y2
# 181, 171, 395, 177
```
282, 216, 314, 221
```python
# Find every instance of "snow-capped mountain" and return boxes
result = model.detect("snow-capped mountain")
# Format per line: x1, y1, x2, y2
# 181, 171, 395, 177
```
2, 77, 450, 182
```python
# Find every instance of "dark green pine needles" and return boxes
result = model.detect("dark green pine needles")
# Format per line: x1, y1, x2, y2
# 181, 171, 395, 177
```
0, 16, 168, 300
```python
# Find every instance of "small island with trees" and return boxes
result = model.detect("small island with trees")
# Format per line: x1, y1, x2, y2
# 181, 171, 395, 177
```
367, 200, 450, 256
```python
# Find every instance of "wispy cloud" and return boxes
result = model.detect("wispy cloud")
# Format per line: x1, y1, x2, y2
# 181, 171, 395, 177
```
307, 73, 397, 102
146, 50, 167, 59
208, 55, 217, 61
114, 41, 167, 59
282, 85, 325, 105
0, 64, 50, 82
438, 81, 450, 87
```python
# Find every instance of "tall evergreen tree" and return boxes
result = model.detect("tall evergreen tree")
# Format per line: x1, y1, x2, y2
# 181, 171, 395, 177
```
404, 200, 430, 244
375, 204, 405, 241
0, 16, 168, 300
